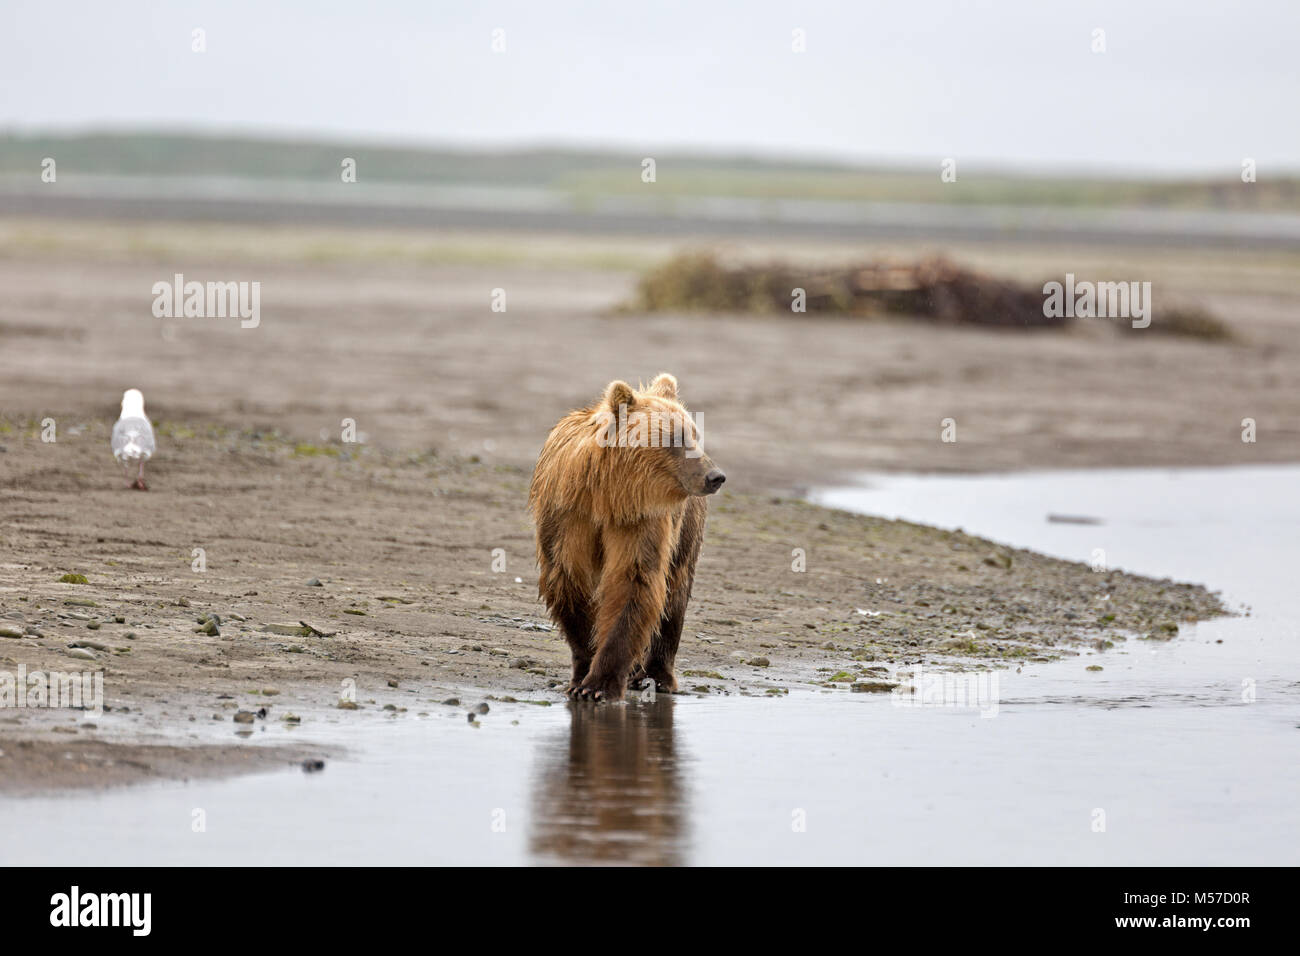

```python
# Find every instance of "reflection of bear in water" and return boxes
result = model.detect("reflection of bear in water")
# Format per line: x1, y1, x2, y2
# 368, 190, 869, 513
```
529, 699, 685, 866
530, 374, 725, 702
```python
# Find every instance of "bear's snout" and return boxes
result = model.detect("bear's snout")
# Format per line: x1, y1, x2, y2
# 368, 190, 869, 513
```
704, 468, 726, 494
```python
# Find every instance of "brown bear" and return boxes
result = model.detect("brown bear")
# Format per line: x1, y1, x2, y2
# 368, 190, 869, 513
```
529, 373, 725, 701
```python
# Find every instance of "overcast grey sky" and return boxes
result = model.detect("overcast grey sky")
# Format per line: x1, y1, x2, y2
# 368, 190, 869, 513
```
3, 0, 1297, 174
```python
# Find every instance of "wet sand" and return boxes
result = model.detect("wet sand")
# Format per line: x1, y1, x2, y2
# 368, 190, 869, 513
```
3, 218, 1294, 791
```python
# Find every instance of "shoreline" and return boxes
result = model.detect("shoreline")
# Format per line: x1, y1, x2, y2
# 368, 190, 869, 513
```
3, 223, 1291, 793
1, 423, 1229, 794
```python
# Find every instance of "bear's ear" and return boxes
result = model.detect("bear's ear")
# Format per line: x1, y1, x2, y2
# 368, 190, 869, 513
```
603, 380, 636, 410
648, 372, 678, 399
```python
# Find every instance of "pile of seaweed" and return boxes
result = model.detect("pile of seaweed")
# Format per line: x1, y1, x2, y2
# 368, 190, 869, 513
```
629, 253, 1232, 339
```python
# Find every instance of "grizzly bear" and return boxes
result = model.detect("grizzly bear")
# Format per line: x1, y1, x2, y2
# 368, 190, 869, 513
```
529, 373, 725, 701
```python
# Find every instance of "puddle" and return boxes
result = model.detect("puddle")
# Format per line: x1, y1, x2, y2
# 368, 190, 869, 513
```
3, 466, 1297, 864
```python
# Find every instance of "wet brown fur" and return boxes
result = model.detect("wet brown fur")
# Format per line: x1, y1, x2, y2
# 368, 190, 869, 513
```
529, 373, 721, 701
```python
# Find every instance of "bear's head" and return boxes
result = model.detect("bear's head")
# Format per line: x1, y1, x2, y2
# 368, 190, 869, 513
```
594, 373, 725, 501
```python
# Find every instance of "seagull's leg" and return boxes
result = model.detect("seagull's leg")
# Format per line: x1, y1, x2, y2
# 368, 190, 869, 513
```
122, 461, 134, 488
135, 459, 148, 491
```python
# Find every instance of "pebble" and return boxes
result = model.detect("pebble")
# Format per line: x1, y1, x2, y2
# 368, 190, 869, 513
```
301, 759, 325, 773
0, 627, 22, 639
232, 710, 256, 723
306, 578, 323, 587
65, 648, 96, 661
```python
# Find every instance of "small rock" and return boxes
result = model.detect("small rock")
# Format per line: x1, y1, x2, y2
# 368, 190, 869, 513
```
65, 647, 96, 661
306, 578, 323, 587
747, 657, 771, 667
337, 700, 359, 710
232, 710, 256, 723
442, 698, 460, 706
68, 640, 109, 651
0, 627, 22, 640
474, 702, 490, 715
301, 759, 325, 773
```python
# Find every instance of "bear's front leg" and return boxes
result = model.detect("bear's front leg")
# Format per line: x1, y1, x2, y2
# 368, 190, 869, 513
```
551, 598, 594, 695
577, 522, 671, 702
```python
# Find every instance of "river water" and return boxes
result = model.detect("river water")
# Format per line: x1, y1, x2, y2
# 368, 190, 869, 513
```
3, 466, 1295, 865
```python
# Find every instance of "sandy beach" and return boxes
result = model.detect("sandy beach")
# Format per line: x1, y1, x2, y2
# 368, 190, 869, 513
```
3, 218, 1295, 790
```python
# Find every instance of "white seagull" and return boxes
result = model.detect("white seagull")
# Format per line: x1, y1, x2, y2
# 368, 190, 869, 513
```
111, 388, 155, 490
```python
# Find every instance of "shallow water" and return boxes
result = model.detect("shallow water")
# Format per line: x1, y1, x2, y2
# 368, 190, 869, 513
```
3, 466, 1296, 865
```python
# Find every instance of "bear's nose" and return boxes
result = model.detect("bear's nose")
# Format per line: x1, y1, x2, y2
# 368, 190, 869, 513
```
704, 469, 726, 493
